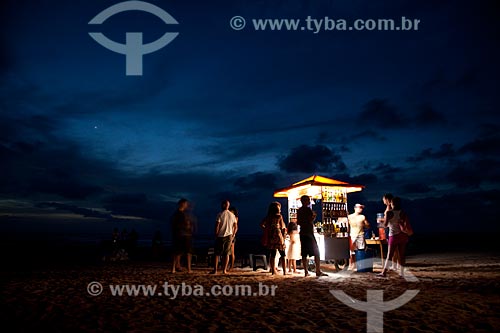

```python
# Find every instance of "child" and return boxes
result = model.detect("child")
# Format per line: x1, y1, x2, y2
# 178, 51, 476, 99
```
286, 222, 301, 273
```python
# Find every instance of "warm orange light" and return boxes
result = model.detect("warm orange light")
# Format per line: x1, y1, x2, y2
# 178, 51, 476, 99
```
273, 175, 364, 198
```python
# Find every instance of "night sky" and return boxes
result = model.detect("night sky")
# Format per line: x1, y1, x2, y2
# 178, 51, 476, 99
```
1, 0, 499, 241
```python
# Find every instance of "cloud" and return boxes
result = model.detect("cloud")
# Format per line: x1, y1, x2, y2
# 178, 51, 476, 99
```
420, 69, 479, 96
477, 123, 500, 138
348, 173, 378, 186
447, 158, 500, 188
322, 130, 386, 145
408, 132, 500, 164
200, 141, 276, 166
359, 99, 406, 128
400, 183, 435, 194
349, 130, 387, 142
0, 135, 114, 201
414, 104, 446, 126
278, 145, 346, 173
372, 163, 402, 175
102, 193, 173, 221
406, 189, 500, 232
459, 133, 500, 157
234, 172, 277, 190
0, 113, 116, 201
407, 143, 456, 162
37, 202, 112, 219
30, 178, 103, 200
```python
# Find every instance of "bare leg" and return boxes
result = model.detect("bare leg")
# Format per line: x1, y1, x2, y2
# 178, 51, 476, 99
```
212, 255, 219, 274
392, 249, 400, 270
281, 256, 287, 275
315, 255, 324, 276
222, 255, 229, 274
172, 255, 180, 273
292, 260, 297, 273
175, 256, 182, 271
380, 244, 395, 276
187, 253, 192, 273
302, 255, 309, 276
229, 243, 235, 270
398, 242, 407, 277
268, 252, 272, 273
270, 253, 276, 275
349, 253, 356, 270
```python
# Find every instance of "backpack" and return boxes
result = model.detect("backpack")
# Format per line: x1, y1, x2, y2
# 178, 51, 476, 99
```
399, 211, 414, 236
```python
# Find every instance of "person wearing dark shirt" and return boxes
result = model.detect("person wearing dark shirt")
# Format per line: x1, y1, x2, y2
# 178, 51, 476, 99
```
297, 195, 327, 277
171, 198, 193, 273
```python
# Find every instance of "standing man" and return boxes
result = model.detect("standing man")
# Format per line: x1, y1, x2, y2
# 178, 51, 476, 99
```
348, 203, 370, 270
211, 199, 237, 275
171, 198, 193, 273
297, 195, 327, 277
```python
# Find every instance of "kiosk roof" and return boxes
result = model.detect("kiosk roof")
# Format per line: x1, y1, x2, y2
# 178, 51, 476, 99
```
273, 175, 364, 198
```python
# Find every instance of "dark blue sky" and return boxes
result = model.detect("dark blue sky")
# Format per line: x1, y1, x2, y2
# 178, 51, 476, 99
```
1, 0, 499, 239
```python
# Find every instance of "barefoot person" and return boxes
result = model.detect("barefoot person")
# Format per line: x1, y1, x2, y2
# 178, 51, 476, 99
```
348, 203, 370, 270
228, 206, 239, 271
297, 195, 327, 277
379, 197, 409, 277
211, 200, 237, 275
171, 198, 193, 273
286, 221, 301, 273
260, 202, 287, 275
381, 193, 399, 270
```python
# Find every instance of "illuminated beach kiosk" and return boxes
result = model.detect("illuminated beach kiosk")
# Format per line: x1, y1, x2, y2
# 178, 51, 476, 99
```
274, 175, 364, 261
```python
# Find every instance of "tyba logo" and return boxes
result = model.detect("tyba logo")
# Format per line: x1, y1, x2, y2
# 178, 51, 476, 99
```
88, 1, 179, 76
329, 259, 420, 332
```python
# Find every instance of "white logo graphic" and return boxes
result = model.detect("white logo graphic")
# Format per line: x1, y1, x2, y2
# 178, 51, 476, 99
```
87, 281, 103, 296
330, 259, 419, 333
88, 1, 179, 76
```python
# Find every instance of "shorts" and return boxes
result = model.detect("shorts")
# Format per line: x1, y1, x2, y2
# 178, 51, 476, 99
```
350, 234, 366, 254
215, 236, 232, 256
172, 236, 193, 255
388, 232, 408, 246
270, 249, 286, 259
299, 233, 319, 258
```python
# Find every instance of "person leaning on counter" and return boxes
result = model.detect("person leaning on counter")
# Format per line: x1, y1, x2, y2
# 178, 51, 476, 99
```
348, 203, 370, 270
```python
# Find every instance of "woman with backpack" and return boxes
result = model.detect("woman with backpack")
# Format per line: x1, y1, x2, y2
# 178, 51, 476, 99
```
378, 197, 412, 277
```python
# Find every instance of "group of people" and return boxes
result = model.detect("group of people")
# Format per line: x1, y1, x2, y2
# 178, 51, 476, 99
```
342, 194, 412, 277
102, 227, 138, 262
260, 193, 412, 278
260, 195, 328, 277
378, 193, 412, 277
170, 193, 411, 277
170, 198, 239, 274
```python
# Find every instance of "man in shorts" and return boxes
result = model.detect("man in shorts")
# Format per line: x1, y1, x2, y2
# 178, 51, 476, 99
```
297, 195, 327, 277
211, 199, 237, 274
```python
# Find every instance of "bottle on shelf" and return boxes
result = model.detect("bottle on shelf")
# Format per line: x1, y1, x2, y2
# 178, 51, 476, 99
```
343, 223, 349, 237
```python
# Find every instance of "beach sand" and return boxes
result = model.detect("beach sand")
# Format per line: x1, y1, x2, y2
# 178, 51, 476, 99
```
1, 252, 499, 332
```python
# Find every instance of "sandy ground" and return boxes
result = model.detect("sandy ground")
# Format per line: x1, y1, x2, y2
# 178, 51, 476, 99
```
1, 252, 499, 332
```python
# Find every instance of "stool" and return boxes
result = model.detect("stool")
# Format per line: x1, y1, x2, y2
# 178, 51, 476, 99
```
207, 248, 215, 267
250, 254, 268, 271
240, 255, 251, 268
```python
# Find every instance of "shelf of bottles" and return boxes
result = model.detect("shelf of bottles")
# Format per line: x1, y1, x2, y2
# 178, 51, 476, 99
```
321, 187, 349, 238
288, 198, 299, 224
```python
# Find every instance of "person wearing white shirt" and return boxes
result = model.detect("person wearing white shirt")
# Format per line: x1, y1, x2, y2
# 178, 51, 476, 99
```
210, 200, 237, 274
